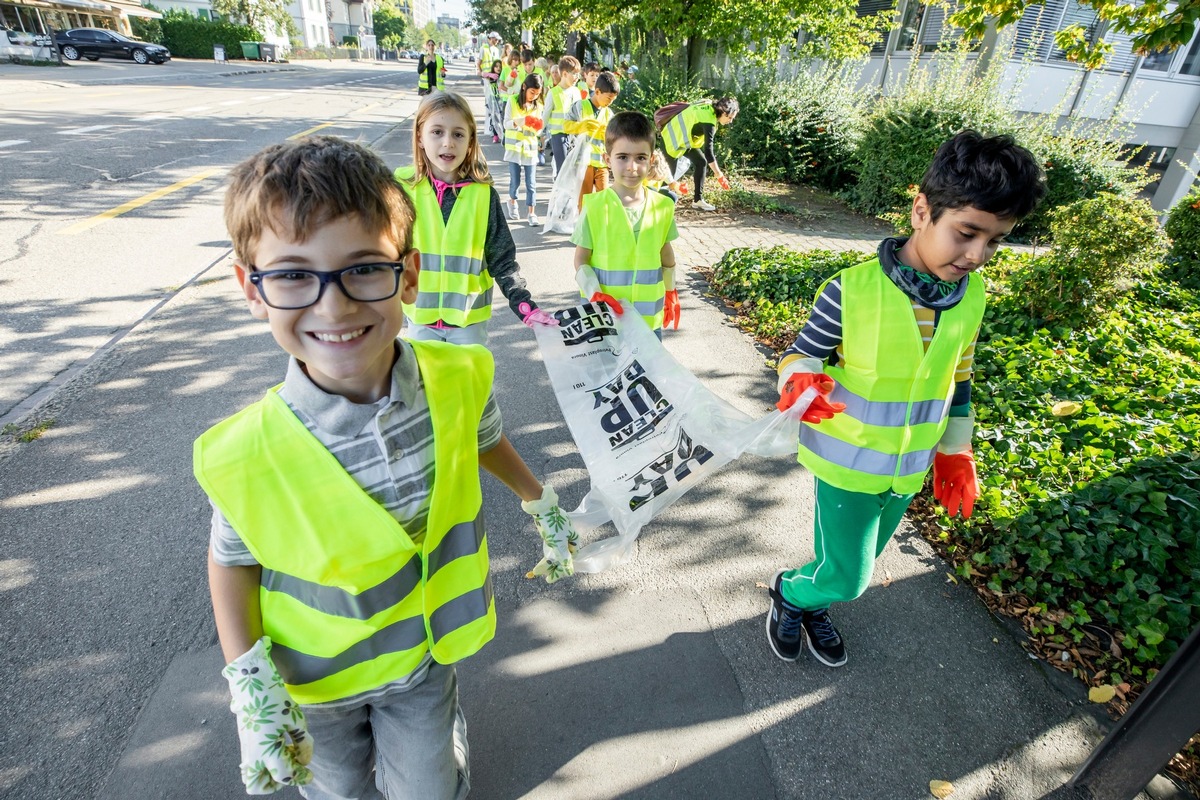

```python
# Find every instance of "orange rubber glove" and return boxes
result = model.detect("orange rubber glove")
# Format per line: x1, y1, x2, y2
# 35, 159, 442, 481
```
716, 174, 731, 191
663, 290, 680, 330
590, 292, 623, 314
523, 115, 544, 131
776, 372, 846, 423
933, 452, 978, 518
580, 88, 589, 100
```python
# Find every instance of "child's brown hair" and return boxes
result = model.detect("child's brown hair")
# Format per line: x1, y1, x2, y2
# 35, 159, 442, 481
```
224, 135, 413, 266
408, 92, 491, 185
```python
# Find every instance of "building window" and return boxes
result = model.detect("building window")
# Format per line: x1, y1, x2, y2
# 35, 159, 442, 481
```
893, 1, 926, 51
1141, 45, 1179, 72
1180, 32, 1200, 76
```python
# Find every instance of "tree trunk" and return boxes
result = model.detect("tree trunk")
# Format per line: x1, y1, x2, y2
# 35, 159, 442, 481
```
574, 32, 588, 63
686, 35, 705, 81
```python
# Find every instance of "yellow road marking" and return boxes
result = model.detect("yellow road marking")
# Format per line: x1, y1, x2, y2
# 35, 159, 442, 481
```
57, 167, 223, 235
287, 122, 337, 139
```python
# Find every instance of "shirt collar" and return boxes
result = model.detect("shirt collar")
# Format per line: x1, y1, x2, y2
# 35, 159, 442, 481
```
277, 339, 420, 437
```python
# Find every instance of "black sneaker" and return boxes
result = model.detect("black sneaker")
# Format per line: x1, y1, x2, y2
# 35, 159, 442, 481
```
766, 569, 804, 661
802, 608, 847, 667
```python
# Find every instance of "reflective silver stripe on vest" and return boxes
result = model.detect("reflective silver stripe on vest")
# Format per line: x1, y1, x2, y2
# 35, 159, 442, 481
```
430, 574, 494, 644
262, 558, 422, 621
427, 254, 484, 275
427, 517, 486, 577
591, 266, 663, 288
799, 424, 934, 479
272, 615, 428, 685
414, 288, 494, 312
633, 299, 664, 317
829, 384, 949, 428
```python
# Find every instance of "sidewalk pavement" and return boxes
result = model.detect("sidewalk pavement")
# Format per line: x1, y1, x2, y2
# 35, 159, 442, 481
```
1, 76, 1186, 800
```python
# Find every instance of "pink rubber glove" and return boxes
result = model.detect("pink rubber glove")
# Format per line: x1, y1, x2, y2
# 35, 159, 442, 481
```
933, 452, 979, 518
776, 372, 846, 423
663, 289, 680, 330
590, 292, 623, 315
519, 302, 557, 328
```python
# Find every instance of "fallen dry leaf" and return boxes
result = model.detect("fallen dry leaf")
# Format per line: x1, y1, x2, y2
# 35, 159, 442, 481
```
1051, 400, 1082, 417
755, 582, 768, 589
1089, 685, 1117, 703
930, 779, 955, 798
945, 572, 958, 585
882, 573, 893, 587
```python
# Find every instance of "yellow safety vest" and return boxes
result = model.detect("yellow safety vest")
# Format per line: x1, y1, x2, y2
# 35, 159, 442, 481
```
662, 102, 716, 158
797, 259, 984, 494
504, 98, 540, 163
194, 340, 496, 705
545, 84, 579, 135
395, 166, 493, 328
580, 99, 612, 168
582, 188, 673, 330
419, 54, 445, 91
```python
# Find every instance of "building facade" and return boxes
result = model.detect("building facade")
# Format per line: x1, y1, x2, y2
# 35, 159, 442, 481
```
846, 0, 1200, 210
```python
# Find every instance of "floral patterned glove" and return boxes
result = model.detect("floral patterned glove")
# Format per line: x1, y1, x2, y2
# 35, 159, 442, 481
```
521, 485, 578, 583
222, 637, 313, 795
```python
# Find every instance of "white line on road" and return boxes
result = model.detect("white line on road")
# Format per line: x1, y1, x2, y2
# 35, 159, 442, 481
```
248, 95, 272, 100
0, 140, 29, 149
179, 105, 212, 114
57, 125, 113, 135
138, 113, 171, 122
218, 99, 244, 106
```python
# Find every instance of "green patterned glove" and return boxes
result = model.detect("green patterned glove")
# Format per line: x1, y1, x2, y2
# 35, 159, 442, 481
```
521, 485, 578, 583
221, 637, 314, 795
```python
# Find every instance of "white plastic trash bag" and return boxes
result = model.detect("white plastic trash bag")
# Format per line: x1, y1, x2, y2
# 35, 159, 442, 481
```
532, 291, 817, 574
671, 156, 693, 182
542, 133, 590, 235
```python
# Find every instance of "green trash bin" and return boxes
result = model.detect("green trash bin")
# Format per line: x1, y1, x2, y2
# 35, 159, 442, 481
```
239, 41, 260, 60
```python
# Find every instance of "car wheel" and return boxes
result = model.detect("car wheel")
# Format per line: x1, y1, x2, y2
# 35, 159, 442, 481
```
132, 48, 149, 64
61, 45, 80, 60
85, 55, 99, 61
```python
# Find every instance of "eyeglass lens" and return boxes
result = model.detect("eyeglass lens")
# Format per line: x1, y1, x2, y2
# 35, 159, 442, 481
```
258, 264, 401, 309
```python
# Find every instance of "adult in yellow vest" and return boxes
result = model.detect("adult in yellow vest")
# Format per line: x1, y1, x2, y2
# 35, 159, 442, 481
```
562, 70, 620, 209
418, 38, 445, 95
764, 131, 1046, 669
477, 31, 502, 80
659, 97, 738, 211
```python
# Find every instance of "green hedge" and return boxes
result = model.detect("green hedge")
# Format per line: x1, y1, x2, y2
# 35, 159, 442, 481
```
161, 14, 261, 59
708, 243, 1200, 681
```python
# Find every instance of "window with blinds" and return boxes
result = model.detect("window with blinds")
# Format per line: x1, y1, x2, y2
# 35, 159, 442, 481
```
855, 0, 895, 53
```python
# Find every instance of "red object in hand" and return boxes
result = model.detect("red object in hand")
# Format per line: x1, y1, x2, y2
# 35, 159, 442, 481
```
933, 452, 979, 518
580, 88, 589, 100
524, 115, 544, 131
663, 290, 680, 330
590, 292, 623, 315
509, 69, 517, 79
716, 175, 731, 191
776, 372, 846, 424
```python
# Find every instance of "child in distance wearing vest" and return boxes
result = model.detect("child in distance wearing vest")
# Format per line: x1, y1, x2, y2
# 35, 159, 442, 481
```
765, 131, 1046, 669
544, 55, 582, 174
399, 92, 556, 346
503, 74, 545, 226
562, 70, 620, 210
199, 135, 578, 798
571, 111, 680, 338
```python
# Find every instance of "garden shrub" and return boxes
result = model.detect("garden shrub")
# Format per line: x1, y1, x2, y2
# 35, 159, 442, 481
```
1008, 195, 1167, 325
719, 65, 866, 192
1163, 191, 1200, 288
161, 12, 261, 59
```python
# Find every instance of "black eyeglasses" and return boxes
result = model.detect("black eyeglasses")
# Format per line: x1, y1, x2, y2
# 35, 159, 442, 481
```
248, 261, 408, 310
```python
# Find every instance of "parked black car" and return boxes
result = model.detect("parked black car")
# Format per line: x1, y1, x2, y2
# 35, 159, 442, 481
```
55, 28, 171, 64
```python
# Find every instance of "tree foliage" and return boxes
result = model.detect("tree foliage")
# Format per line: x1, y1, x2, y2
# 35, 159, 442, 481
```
212, 0, 295, 37
372, 2, 407, 50
523, 0, 890, 75
950, 0, 1200, 69
467, 0, 521, 45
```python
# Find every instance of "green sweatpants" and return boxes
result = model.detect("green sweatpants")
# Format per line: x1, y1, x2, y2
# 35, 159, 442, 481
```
779, 477, 916, 611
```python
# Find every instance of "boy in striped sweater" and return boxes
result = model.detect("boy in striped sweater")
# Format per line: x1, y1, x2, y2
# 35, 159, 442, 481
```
766, 131, 1046, 668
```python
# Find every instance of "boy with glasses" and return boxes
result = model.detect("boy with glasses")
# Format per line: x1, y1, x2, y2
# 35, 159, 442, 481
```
196, 135, 576, 798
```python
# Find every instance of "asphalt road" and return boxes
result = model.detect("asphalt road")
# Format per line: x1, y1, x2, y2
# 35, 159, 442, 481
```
0, 58, 437, 425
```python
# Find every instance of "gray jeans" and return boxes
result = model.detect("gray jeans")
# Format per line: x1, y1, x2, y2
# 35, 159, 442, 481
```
404, 321, 490, 346
299, 662, 470, 800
